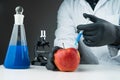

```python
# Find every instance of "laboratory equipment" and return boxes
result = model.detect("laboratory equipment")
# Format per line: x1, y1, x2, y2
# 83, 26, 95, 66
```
4, 6, 30, 69
75, 18, 90, 46
75, 31, 83, 46
31, 30, 50, 66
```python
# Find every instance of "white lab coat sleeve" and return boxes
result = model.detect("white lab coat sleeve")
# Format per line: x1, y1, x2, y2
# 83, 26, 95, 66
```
107, 10, 120, 62
54, 0, 78, 49
107, 1, 120, 62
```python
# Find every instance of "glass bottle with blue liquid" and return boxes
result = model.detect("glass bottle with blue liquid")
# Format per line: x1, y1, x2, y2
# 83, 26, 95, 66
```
4, 6, 30, 69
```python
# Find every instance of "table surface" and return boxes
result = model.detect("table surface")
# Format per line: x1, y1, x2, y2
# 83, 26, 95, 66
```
0, 64, 120, 80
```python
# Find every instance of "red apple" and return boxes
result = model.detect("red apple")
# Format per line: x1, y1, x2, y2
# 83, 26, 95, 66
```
54, 48, 80, 72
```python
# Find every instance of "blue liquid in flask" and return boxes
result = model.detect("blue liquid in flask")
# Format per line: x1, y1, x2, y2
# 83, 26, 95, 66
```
4, 6, 30, 69
4, 45, 30, 69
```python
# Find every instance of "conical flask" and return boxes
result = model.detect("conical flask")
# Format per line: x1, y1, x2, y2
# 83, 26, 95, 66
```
4, 6, 30, 69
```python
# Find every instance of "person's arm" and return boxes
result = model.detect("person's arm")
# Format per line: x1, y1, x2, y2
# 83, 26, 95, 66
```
77, 13, 120, 47
54, 0, 78, 49
77, 13, 120, 62
54, 1, 98, 64
107, 12, 120, 62
46, 1, 99, 70
46, 0, 78, 70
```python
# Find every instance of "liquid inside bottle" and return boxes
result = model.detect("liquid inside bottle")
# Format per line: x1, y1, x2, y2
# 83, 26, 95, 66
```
4, 6, 30, 69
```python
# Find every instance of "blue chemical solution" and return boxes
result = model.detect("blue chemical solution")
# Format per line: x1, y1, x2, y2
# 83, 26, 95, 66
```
4, 45, 30, 69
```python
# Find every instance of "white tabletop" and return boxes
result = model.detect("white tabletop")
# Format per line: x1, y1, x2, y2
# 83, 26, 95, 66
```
0, 64, 120, 80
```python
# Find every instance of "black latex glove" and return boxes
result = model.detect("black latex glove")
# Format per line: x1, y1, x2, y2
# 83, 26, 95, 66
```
46, 46, 62, 70
77, 13, 120, 47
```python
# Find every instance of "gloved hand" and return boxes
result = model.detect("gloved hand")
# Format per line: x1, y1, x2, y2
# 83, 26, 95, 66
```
46, 46, 62, 70
77, 13, 120, 47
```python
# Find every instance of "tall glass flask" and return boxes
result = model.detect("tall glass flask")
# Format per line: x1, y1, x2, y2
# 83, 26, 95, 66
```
4, 6, 30, 69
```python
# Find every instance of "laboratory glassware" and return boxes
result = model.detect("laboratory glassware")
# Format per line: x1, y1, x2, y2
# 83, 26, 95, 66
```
4, 6, 30, 69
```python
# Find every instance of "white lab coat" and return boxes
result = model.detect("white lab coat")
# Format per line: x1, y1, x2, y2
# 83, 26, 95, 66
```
54, 0, 120, 65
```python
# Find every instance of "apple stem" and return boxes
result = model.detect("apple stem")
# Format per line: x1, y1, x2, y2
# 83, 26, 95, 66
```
62, 43, 65, 48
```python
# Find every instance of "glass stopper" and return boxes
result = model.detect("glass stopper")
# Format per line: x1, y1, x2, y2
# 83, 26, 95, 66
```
15, 6, 24, 14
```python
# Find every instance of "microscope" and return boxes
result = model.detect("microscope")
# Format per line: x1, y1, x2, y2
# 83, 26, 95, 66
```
31, 30, 50, 66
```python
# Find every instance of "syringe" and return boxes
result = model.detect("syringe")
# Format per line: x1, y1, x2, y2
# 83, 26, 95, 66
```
75, 18, 90, 46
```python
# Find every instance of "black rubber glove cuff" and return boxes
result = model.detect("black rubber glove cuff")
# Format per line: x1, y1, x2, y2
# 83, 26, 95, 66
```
111, 25, 120, 47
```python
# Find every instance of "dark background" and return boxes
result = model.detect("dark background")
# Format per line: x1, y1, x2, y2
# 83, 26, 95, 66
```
0, 0, 63, 64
